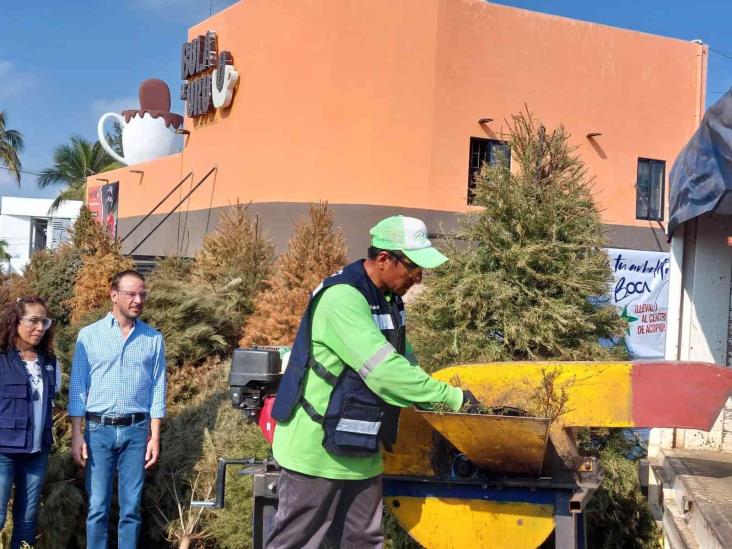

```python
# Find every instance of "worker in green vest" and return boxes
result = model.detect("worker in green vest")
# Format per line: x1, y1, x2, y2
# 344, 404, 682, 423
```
268, 215, 477, 549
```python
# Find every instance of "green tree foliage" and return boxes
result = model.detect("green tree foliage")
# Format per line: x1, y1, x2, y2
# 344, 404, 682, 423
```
409, 110, 626, 372
25, 246, 82, 328
106, 121, 124, 157
0, 273, 32, 312
579, 429, 661, 548
192, 202, 275, 318
142, 276, 232, 366
0, 239, 11, 263
0, 110, 24, 184
142, 359, 269, 548
37, 136, 118, 211
241, 202, 347, 347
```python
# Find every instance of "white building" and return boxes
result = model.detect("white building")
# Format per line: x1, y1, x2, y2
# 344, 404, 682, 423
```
0, 196, 83, 274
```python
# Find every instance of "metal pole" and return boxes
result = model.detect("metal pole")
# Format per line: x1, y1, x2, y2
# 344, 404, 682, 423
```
120, 171, 193, 243
127, 166, 217, 255
554, 491, 578, 549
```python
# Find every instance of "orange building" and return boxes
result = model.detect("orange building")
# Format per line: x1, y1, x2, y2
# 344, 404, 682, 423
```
88, 0, 707, 258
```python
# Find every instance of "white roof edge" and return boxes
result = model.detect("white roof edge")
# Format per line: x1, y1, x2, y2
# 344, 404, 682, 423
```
0, 196, 83, 218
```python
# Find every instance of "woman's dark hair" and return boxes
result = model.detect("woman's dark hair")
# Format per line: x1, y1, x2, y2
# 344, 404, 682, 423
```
0, 295, 54, 354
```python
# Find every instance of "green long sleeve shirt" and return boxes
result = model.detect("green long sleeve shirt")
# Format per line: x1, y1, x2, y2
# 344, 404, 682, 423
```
272, 284, 463, 480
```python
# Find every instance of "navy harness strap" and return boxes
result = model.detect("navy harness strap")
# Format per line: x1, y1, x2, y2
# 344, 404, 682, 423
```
301, 400, 325, 424
308, 357, 339, 386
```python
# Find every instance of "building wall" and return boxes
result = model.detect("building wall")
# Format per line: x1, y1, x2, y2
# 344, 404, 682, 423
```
0, 214, 32, 274
657, 215, 732, 453
89, 0, 706, 257
0, 197, 82, 274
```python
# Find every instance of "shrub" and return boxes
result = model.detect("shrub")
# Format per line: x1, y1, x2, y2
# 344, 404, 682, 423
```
70, 205, 116, 256
0, 273, 33, 312
25, 246, 82, 327
581, 429, 660, 548
141, 278, 232, 366
138, 204, 276, 366
192, 202, 275, 318
67, 252, 134, 323
143, 359, 270, 548
241, 202, 347, 347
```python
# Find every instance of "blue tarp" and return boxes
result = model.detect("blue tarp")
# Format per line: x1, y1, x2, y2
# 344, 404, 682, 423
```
668, 90, 732, 236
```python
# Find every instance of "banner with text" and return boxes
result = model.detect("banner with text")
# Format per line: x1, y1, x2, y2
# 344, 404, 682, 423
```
606, 248, 670, 359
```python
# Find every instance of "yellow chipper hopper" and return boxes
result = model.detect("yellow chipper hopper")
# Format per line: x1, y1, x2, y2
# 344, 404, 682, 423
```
382, 360, 732, 549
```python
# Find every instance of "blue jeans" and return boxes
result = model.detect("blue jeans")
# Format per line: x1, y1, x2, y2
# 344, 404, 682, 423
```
0, 450, 50, 549
85, 418, 149, 549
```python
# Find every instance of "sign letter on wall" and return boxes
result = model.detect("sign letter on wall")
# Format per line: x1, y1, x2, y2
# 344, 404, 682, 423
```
180, 31, 237, 117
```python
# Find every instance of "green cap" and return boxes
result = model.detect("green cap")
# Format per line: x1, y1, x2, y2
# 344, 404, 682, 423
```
369, 215, 448, 269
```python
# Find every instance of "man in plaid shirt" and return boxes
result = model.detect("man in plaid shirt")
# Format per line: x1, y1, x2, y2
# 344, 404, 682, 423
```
68, 270, 167, 549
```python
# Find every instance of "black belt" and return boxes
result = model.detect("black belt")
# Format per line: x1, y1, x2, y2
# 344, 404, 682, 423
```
86, 412, 148, 426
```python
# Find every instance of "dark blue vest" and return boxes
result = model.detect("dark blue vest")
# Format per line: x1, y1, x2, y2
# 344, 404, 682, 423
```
0, 350, 56, 453
272, 260, 405, 457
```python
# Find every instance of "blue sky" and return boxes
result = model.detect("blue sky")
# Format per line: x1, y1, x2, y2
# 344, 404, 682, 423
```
1, 0, 730, 199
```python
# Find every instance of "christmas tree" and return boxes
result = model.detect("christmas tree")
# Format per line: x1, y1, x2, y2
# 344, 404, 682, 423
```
410, 110, 626, 371
240, 202, 347, 347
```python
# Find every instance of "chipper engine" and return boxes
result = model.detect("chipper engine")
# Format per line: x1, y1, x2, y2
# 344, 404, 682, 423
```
193, 347, 732, 549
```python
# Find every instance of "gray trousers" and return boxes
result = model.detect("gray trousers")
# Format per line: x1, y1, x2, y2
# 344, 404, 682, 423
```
266, 468, 384, 549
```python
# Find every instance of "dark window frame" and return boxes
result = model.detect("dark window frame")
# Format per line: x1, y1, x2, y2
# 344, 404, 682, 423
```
636, 158, 665, 221
467, 137, 510, 205
29, 217, 48, 255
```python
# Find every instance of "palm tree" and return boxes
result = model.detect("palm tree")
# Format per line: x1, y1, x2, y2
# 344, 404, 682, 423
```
0, 110, 24, 184
37, 136, 118, 211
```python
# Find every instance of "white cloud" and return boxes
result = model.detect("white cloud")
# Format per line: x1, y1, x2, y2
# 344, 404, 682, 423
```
0, 60, 37, 100
91, 97, 138, 119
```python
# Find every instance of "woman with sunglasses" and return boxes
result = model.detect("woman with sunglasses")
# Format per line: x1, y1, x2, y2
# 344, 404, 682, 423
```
0, 295, 59, 548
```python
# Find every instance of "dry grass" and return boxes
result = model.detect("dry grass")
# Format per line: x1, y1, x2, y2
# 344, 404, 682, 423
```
144, 358, 270, 548
525, 366, 573, 422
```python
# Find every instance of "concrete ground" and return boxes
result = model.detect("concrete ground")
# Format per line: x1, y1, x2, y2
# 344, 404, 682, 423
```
649, 448, 732, 549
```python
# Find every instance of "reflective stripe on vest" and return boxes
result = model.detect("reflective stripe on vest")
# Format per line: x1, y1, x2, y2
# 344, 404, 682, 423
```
336, 417, 381, 435
358, 342, 395, 379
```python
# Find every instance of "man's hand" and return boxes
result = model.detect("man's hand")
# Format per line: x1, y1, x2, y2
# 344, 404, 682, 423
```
462, 389, 482, 413
71, 431, 88, 467
462, 389, 479, 407
145, 437, 160, 470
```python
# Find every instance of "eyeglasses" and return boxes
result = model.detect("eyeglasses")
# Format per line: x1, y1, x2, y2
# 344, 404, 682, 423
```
115, 290, 150, 301
389, 251, 421, 273
20, 317, 53, 330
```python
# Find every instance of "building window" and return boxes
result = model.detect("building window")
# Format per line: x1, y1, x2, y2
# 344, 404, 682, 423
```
636, 158, 665, 221
29, 217, 48, 255
468, 137, 510, 204
50, 218, 73, 249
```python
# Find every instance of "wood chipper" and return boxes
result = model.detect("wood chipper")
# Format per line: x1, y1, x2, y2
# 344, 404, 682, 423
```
193, 348, 732, 549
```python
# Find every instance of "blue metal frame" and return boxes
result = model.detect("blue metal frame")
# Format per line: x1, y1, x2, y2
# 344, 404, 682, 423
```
383, 477, 556, 505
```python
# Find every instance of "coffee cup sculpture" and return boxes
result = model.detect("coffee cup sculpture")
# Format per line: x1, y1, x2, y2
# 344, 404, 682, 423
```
98, 79, 184, 166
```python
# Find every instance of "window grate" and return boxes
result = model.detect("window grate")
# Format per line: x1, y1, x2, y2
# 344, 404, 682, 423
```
467, 137, 510, 204
636, 158, 665, 221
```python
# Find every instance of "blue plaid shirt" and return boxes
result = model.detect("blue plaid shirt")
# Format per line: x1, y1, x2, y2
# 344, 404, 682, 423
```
68, 313, 167, 419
